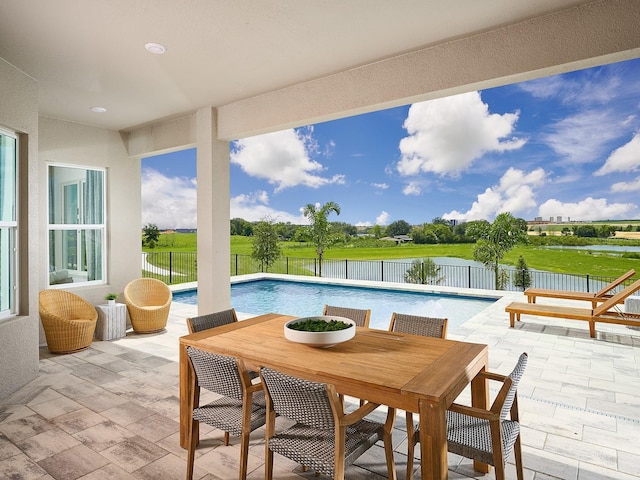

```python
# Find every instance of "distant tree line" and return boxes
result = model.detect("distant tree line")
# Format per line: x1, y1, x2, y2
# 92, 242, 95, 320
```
230, 216, 530, 245
532, 223, 639, 238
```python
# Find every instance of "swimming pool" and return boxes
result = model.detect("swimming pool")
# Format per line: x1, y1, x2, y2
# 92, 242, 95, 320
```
172, 279, 496, 331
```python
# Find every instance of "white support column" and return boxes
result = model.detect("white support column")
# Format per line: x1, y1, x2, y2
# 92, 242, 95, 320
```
196, 107, 231, 315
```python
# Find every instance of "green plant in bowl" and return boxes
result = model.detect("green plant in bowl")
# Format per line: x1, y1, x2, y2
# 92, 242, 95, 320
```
284, 315, 356, 347
287, 317, 352, 332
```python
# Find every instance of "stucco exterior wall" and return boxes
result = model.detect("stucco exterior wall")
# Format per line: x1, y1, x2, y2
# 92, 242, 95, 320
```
216, 0, 640, 140
38, 117, 142, 345
0, 58, 40, 398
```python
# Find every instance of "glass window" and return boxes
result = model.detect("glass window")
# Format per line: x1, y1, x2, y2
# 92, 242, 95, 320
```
0, 129, 17, 317
48, 165, 105, 286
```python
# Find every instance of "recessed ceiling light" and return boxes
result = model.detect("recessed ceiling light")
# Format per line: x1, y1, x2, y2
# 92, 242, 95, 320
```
91, 106, 107, 113
145, 42, 167, 54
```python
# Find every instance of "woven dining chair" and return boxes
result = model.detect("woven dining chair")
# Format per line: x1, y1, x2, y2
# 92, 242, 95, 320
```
407, 352, 528, 480
187, 308, 260, 387
123, 278, 172, 333
322, 305, 371, 328
323, 304, 371, 407
260, 366, 397, 480
388, 312, 448, 479
38, 289, 98, 354
186, 307, 238, 334
388, 312, 448, 338
185, 347, 267, 480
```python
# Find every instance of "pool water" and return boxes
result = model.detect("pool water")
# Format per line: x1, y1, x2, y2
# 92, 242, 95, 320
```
173, 280, 496, 332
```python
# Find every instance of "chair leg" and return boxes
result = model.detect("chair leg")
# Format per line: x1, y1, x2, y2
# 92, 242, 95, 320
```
405, 412, 415, 480
514, 434, 524, 480
490, 420, 506, 480
239, 431, 250, 480
265, 402, 276, 480
224, 431, 230, 446
186, 419, 198, 480
334, 424, 346, 480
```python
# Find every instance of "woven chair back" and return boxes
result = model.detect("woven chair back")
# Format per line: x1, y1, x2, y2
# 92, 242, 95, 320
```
187, 347, 245, 401
187, 308, 237, 333
261, 367, 335, 430
39, 289, 97, 320
499, 352, 528, 420
389, 313, 447, 338
322, 305, 370, 327
124, 278, 171, 306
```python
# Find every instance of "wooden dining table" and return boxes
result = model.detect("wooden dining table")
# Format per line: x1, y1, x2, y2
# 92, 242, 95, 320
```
179, 313, 489, 480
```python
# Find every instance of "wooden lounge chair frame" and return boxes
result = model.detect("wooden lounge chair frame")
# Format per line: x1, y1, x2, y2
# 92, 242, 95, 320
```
524, 269, 635, 308
506, 278, 640, 338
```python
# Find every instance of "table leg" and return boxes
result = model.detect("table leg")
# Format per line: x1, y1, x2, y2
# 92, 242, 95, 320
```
179, 343, 197, 448
419, 400, 447, 480
471, 366, 490, 473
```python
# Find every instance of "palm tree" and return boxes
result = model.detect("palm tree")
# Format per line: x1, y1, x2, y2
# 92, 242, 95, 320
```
469, 212, 528, 289
302, 201, 340, 277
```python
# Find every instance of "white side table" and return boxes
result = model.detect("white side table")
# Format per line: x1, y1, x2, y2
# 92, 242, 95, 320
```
95, 303, 128, 340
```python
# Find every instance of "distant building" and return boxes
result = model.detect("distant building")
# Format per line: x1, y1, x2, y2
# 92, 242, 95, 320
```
556, 216, 562, 223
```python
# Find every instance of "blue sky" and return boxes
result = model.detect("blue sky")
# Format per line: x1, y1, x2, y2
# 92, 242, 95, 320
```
142, 58, 640, 229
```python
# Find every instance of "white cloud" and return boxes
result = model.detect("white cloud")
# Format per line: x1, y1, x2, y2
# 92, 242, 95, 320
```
518, 69, 622, 105
396, 91, 525, 176
230, 127, 344, 192
442, 167, 546, 221
402, 182, 421, 196
611, 176, 640, 193
230, 191, 307, 224
594, 132, 640, 176
538, 197, 637, 221
543, 110, 622, 163
355, 211, 391, 228
376, 211, 391, 225
371, 182, 389, 190
141, 168, 197, 229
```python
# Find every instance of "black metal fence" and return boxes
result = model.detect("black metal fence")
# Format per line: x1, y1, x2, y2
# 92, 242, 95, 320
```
141, 252, 629, 293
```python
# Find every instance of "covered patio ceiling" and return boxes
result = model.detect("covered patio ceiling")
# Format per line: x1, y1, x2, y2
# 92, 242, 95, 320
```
2, 0, 639, 139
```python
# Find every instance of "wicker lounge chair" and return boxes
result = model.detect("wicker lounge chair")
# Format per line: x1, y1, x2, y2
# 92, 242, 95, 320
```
524, 269, 635, 308
260, 366, 396, 480
185, 347, 266, 480
39, 289, 98, 354
389, 313, 447, 479
506, 278, 640, 337
408, 352, 528, 480
322, 304, 371, 327
124, 278, 172, 333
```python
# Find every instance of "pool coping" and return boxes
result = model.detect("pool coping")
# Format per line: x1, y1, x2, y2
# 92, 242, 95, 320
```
168, 272, 508, 301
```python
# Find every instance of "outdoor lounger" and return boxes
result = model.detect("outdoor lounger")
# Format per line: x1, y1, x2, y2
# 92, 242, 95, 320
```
524, 269, 635, 308
506, 278, 640, 338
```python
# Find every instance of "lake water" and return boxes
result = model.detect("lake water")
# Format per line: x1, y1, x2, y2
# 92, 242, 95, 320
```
172, 279, 496, 332
545, 245, 640, 253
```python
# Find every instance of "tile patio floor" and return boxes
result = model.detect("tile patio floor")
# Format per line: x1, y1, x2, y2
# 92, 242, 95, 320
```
1, 292, 639, 480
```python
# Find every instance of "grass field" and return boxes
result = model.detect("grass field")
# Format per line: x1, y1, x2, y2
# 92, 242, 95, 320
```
144, 232, 640, 278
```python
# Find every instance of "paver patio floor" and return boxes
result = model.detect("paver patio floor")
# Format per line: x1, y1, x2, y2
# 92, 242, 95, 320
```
1, 293, 639, 479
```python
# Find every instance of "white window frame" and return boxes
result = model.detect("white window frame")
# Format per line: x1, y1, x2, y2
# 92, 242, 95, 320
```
0, 127, 18, 319
47, 163, 106, 287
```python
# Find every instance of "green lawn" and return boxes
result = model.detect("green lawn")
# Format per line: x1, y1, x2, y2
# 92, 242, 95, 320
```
143, 233, 640, 278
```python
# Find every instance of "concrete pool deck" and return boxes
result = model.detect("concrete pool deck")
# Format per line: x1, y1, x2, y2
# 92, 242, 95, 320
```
1, 277, 639, 479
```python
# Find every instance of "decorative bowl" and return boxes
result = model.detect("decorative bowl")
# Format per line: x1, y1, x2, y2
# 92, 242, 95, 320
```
284, 315, 356, 347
